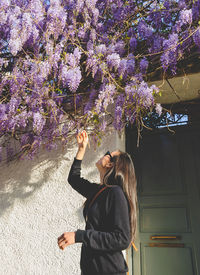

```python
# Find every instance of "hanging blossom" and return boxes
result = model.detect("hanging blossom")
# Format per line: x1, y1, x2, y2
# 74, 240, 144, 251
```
95, 84, 116, 114
65, 48, 82, 67
155, 103, 162, 116
61, 65, 82, 92
110, 41, 126, 56
0, 0, 10, 8
1, 0, 199, 162
149, 34, 163, 54
140, 58, 149, 74
138, 21, 153, 40
113, 80, 160, 131
126, 54, 135, 75
106, 53, 121, 71
95, 44, 107, 55
86, 51, 99, 78
175, 9, 193, 32
85, 0, 98, 10
46, 0, 67, 40
8, 97, 21, 114
29, 0, 45, 23
118, 59, 127, 78
179, 9, 192, 26
192, 0, 200, 21
125, 81, 155, 109
129, 37, 137, 52
90, 29, 96, 42
33, 112, 46, 135
124, 81, 160, 125
92, 8, 100, 26
84, 89, 97, 115
161, 33, 179, 73
9, 35, 23, 56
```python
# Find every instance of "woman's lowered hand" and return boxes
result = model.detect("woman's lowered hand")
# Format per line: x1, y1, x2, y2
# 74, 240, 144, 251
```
57, 232, 75, 250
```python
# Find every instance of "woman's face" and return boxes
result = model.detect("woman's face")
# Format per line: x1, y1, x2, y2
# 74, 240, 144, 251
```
95, 150, 120, 171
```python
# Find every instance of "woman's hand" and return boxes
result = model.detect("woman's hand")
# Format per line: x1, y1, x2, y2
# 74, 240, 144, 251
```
76, 130, 89, 151
75, 130, 89, 160
57, 232, 75, 250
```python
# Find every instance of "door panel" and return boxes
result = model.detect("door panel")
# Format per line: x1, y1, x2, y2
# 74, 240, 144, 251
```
143, 246, 194, 275
140, 206, 191, 233
137, 134, 185, 195
126, 125, 200, 275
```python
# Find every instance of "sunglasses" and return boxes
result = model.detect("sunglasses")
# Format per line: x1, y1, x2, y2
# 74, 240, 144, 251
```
104, 151, 114, 162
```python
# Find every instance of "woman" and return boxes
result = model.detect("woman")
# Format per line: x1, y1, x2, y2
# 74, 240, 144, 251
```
58, 130, 137, 275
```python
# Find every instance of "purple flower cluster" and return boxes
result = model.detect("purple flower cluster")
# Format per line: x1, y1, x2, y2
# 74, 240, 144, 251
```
113, 80, 159, 131
33, 112, 46, 135
1, 0, 199, 161
138, 21, 153, 40
61, 66, 82, 92
84, 89, 97, 115
95, 84, 116, 114
140, 58, 149, 74
107, 53, 121, 71
155, 103, 162, 116
175, 9, 193, 32
126, 54, 135, 75
161, 33, 178, 73
179, 9, 192, 26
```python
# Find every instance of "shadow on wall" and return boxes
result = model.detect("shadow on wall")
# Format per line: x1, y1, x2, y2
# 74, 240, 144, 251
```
0, 144, 71, 217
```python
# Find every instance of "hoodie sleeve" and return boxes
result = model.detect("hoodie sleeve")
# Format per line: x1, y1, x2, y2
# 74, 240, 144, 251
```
75, 186, 131, 252
68, 158, 100, 198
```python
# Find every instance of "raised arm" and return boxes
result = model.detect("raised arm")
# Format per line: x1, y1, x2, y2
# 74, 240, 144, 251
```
68, 130, 100, 198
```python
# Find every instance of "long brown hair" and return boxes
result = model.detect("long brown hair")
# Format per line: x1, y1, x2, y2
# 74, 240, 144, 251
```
103, 150, 138, 244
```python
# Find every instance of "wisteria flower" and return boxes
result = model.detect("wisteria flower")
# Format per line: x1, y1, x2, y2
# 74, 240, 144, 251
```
62, 66, 82, 92
33, 112, 46, 134
155, 103, 162, 116
140, 58, 149, 74
107, 53, 121, 71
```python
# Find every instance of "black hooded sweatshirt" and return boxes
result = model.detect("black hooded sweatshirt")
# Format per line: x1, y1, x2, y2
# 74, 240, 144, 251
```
68, 158, 131, 275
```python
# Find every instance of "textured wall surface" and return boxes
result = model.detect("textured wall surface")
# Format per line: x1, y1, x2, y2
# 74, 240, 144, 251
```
0, 131, 125, 275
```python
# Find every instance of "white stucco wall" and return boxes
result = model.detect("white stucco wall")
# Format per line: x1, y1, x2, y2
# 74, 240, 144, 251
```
0, 131, 125, 275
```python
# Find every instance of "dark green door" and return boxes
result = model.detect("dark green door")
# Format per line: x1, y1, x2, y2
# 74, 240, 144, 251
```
126, 124, 200, 275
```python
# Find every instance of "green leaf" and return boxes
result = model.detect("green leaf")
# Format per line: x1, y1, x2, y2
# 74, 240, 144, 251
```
98, 53, 104, 58
56, 88, 63, 94
92, 113, 100, 124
